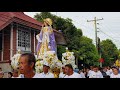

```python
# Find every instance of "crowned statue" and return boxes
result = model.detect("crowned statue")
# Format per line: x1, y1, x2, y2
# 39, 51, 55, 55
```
35, 18, 62, 77
36, 18, 57, 59
62, 47, 77, 69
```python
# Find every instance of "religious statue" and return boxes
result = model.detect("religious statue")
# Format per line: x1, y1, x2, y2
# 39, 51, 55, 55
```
36, 18, 57, 59
35, 18, 62, 77
62, 47, 77, 69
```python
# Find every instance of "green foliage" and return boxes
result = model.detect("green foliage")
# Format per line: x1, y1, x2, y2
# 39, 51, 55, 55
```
77, 36, 100, 66
57, 45, 66, 61
101, 39, 119, 66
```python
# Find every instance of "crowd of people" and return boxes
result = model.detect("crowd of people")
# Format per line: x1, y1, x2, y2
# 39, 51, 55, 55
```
0, 53, 120, 78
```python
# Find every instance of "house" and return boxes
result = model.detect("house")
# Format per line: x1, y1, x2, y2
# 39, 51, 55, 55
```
0, 12, 66, 72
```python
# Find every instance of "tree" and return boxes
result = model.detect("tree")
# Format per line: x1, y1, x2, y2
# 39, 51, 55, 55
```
57, 45, 66, 60
76, 36, 100, 66
101, 39, 119, 66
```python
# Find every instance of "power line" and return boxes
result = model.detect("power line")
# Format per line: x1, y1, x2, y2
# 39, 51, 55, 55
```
54, 12, 120, 48
98, 28, 120, 48
98, 23, 120, 44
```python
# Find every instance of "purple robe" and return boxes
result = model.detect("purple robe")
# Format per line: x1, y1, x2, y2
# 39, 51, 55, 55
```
36, 26, 57, 54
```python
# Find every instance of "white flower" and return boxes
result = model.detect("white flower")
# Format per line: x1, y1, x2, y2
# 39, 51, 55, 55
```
35, 60, 43, 73
11, 53, 21, 70
62, 51, 77, 69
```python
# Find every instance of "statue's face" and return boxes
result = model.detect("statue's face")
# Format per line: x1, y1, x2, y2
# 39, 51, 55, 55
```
44, 21, 49, 26
44, 21, 47, 25
43, 18, 52, 26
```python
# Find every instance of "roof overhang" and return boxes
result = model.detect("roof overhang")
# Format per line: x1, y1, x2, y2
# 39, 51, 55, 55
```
0, 17, 67, 45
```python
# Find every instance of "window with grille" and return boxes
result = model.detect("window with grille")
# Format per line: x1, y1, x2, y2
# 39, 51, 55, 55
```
17, 26, 31, 51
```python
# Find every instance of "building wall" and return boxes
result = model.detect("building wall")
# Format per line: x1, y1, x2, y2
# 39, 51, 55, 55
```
2, 25, 41, 60
3, 27, 10, 61
13, 27, 17, 55
0, 63, 12, 72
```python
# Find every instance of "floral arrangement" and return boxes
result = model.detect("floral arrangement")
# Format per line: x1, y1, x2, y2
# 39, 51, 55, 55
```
62, 51, 77, 69
11, 50, 21, 70
35, 60, 43, 73
35, 51, 62, 74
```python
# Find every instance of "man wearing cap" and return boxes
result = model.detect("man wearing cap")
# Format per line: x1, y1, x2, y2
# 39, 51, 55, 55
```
39, 62, 54, 78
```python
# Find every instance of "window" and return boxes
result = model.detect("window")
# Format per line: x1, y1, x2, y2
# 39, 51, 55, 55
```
17, 26, 31, 51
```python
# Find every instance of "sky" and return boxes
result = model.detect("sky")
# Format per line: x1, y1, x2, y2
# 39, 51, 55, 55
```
24, 12, 120, 49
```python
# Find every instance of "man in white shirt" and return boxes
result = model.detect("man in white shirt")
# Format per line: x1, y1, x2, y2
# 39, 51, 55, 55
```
79, 70, 85, 78
107, 66, 113, 75
102, 67, 111, 76
19, 53, 39, 78
89, 66, 103, 78
87, 69, 92, 78
110, 67, 120, 78
59, 66, 66, 78
64, 64, 82, 78
86, 66, 93, 78
39, 63, 54, 78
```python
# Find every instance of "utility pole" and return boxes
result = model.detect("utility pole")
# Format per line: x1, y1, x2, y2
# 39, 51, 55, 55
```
87, 17, 103, 52
87, 17, 103, 67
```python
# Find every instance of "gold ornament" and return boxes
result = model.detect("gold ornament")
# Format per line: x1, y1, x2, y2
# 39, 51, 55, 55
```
44, 18, 53, 26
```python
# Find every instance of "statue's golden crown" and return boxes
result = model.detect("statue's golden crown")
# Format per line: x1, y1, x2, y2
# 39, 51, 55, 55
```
44, 18, 52, 26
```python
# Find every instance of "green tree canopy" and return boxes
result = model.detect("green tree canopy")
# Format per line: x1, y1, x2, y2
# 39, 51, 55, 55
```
101, 39, 119, 66
74, 36, 100, 66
